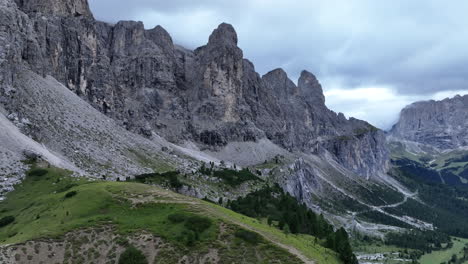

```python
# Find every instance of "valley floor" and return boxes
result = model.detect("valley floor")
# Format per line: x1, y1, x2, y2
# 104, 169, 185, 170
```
355, 237, 468, 264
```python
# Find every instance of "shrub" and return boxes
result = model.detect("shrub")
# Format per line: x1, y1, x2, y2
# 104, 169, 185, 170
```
64, 191, 77, 199
212, 169, 260, 187
118, 246, 147, 264
234, 229, 262, 245
181, 230, 196, 246
115, 237, 129, 247
185, 215, 212, 234
27, 168, 48, 177
134, 171, 183, 190
0, 216, 15, 227
167, 213, 187, 223
57, 183, 77, 193
168, 214, 212, 245
168, 174, 183, 189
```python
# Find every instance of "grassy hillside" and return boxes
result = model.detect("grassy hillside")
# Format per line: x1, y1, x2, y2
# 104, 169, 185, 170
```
0, 166, 341, 264
419, 237, 468, 264
389, 142, 468, 186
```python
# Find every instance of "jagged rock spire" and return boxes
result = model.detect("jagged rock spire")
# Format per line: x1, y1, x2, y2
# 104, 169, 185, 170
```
262, 68, 298, 98
298, 70, 325, 105
208, 23, 238, 47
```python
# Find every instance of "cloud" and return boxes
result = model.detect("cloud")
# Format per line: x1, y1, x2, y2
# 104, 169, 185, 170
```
324, 85, 468, 129
88, 0, 468, 128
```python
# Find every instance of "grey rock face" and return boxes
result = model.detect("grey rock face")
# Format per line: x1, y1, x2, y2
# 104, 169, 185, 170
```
14, 0, 93, 18
298, 70, 325, 106
0, 0, 389, 178
390, 95, 468, 150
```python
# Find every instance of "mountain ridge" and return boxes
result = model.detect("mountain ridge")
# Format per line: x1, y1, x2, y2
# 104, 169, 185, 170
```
0, 0, 389, 180
390, 94, 468, 150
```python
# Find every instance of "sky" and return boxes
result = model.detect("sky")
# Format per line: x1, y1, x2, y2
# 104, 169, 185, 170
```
88, 0, 468, 129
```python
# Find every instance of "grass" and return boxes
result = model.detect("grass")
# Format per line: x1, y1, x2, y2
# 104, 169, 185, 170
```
0, 167, 216, 246
388, 141, 427, 163
0, 166, 341, 264
205, 202, 342, 264
127, 148, 175, 173
254, 161, 281, 170
390, 143, 468, 177
419, 237, 468, 264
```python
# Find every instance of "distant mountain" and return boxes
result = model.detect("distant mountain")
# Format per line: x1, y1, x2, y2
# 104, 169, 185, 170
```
382, 95, 468, 260
390, 94, 468, 150
388, 94, 468, 186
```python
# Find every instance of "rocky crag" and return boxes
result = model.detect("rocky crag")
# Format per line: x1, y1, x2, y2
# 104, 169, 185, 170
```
388, 95, 468, 188
390, 94, 468, 151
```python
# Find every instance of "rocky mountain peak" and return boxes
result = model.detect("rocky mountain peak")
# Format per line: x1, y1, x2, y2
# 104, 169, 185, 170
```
147, 25, 173, 46
298, 70, 325, 105
14, 0, 93, 18
263, 68, 288, 81
262, 68, 298, 98
146, 25, 174, 56
390, 94, 468, 150
208, 23, 238, 47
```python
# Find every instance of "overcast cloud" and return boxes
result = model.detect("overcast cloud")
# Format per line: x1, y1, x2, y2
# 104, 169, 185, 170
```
88, 0, 468, 129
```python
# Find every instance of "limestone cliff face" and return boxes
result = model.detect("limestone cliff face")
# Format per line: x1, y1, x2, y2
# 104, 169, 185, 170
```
390, 95, 468, 150
0, 0, 389, 178
14, 0, 93, 18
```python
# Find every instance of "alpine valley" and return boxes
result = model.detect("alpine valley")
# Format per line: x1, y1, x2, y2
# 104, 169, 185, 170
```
0, 0, 467, 263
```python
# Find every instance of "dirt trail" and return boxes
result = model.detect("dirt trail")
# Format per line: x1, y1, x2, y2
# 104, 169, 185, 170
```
197, 204, 316, 264
126, 190, 316, 264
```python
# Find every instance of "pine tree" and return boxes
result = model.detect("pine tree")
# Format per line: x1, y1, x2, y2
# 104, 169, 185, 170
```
283, 224, 290, 235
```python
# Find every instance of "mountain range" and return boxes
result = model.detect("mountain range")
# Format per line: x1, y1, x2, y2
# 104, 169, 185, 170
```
1, 0, 467, 263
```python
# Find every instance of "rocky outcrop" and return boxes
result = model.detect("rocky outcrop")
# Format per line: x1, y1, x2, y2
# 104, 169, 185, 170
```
0, 0, 389, 179
390, 95, 468, 150
14, 0, 93, 17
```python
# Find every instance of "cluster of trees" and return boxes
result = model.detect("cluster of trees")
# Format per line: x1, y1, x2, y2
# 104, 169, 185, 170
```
228, 185, 357, 263
392, 158, 442, 184
386, 230, 451, 252
325, 228, 358, 264
118, 246, 147, 264
363, 184, 405, 206
391, 158, 468, 238
26, 168, 48, 177
234, 229, 262, 245
418, 184, 468, 237
64, 191, 77, 199
167, 213, 212, 246
440, 242, 468, 264
133, 171, 183, 190
0, 216, 15, 228
199, 163, 261, 187
357, 211, 411, 228
228, 185, 333, 237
